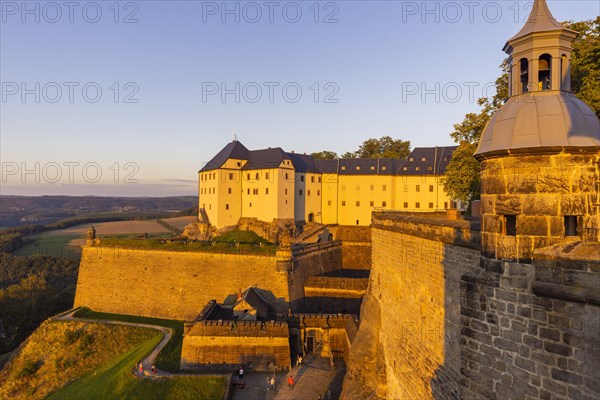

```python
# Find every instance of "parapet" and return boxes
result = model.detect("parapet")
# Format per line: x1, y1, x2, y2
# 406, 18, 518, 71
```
371, 212, 481, 249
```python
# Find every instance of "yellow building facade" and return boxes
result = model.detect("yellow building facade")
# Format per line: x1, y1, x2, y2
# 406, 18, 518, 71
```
199, 141, 457, 229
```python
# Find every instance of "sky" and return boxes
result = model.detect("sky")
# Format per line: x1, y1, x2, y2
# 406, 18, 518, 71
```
1, 0, 598, 196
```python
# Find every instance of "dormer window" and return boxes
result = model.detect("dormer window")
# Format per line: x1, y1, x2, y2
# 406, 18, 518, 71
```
341, 166, 346, 170
356, 166, 360, 171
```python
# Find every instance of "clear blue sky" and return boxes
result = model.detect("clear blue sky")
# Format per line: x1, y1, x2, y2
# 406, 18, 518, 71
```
1, 0, 598, 196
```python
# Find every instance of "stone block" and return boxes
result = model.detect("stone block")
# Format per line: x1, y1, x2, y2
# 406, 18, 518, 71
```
483, 214, 503, 234
480, 195, 495, 215
536, 173, 571, 193
496, 194, 522, 215
522, 195, 559, 216
560, 194, 588, 216
517, 216, 549, 236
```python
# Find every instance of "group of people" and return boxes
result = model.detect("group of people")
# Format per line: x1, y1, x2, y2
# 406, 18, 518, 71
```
133, 362, 157, 376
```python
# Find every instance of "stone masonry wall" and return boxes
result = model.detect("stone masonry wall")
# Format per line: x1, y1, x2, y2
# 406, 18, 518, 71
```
342, 214, 600, 400
460, 246, 600, 400
180, 320, 290, 371
342, 216, 481, 399
331, 226, 372, 270
74, 246, 289, 320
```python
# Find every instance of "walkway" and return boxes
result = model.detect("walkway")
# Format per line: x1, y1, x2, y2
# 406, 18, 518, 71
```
273, 356, 346, 400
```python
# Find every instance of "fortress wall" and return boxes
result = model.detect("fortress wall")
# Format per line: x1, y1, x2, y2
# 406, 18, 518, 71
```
332, 226, 372, 270
342, 214, 600, 400
74, 247, 289, 320
180, 321, 291, 371
287, 241, 343, 311
342, 215, 482, 399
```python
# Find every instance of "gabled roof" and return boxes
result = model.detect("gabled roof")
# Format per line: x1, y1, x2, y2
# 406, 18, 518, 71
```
243, 147, 290, 171
234, 287, 270, 310
287, 152, 320, 173
199, 140, 249, 172
505, 0, 577, 47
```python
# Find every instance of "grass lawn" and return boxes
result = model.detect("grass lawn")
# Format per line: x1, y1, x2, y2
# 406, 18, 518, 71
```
46, 334, 226, 400
99, 237, 277, 256
15, 233, 82, 259
73, 308, 184, 372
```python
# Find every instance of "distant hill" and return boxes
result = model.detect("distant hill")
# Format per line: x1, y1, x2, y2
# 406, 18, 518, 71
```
0, 196, 198, 228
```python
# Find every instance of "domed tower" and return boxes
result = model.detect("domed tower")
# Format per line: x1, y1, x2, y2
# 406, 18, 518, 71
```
475, 0, 600, 262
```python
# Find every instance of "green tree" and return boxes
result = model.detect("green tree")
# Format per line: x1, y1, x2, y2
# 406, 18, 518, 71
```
566, 17, 600, 117
441, 142, 481, 203
310, 151, 338, 160
343, 136, 411, 159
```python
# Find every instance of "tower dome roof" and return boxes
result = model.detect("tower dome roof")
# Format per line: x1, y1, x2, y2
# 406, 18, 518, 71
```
475, 91, 600, 158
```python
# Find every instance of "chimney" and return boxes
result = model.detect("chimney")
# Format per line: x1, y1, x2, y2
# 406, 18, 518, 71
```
237, 288, 242, 300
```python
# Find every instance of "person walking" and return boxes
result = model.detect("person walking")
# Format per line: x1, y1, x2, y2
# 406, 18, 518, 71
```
270, 376, 275, 390
287, 375, 294, 389
238, 366, 244, 380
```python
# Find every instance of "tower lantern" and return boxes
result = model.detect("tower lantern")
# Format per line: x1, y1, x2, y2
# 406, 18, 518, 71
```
475, 0, 600, 262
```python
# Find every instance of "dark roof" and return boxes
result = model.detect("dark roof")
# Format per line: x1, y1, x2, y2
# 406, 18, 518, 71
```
287, 153, 319, 173
400, 146, 458, 175
242, 147, 290, 171
238, 287, 270, 309
195, 300, 234, 321
199, 141, 249, 172
201, 141, 458, 175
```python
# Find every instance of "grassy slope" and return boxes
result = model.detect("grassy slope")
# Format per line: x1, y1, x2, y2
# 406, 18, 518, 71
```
47, 334, 225, 400
73, 308, 184, 372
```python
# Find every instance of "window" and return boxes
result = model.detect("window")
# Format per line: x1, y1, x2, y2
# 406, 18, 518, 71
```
285, 200, 288, 204
255, 173, 259, 180
404, 202, 408, 208
382, 185, 387, 191
236, 162, 241, 167
382, 166, 387, 171
317, 190, 320, 196
370, 201, 374, 207
429, 185, 434, 192
404, 185, 408, 192
416, 167, 421, 171
341, 166, 346, 170
356, 166, 361, 171
370, 166, 375, 171
249, 202, 252, 207
564, 216, 578, 237
301, 175, 305, 182
409, 157, 414, 162
416, 202, 420, 209
342, 201, 346, 206
382, 201, 387, 207
356, 185, 360, 191
341, 185, 346, 190
225, 204, 229, 210
247, 173, 250, 180
356, 201, 360, 207
308, 190, 311, 196
265, 188, 269, 194
403, 167, 408, 171
504, 215, 517, 236
285, 188, 288, 195
327, 200, 332, 206
428, 167, 433, 171
444, 202, 448, 209
209, 204, 211, 210
318, 177, 322, 183
421, 157, 426, 162
229, 173, 234, 180
311, 176, 315, 183
299, 189, 303, 195
416, 185, 421, 192
253, 188, 259, 195
228, 188, 232, 194
247, 188, 250, 195
370, 185, 374, 191
429, 202, 434, 209
266, 172, 269, 179
285, 173, 289, 179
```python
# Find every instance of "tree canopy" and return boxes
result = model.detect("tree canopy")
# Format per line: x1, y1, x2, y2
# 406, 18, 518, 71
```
310, 151, 339, 160
345, 136, 411, 159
